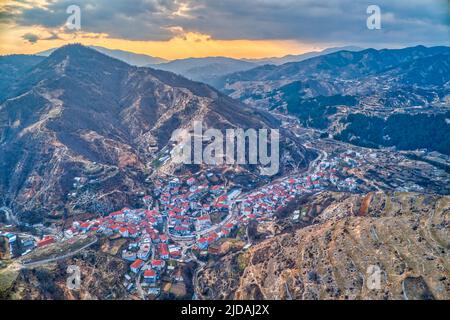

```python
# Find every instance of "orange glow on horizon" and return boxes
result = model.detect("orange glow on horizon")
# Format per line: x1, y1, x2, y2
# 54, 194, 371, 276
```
0, 0, 324, 59
0, 26, 321, 60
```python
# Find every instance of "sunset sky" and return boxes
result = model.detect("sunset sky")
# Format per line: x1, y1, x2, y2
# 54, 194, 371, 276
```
0, 0, 449, 59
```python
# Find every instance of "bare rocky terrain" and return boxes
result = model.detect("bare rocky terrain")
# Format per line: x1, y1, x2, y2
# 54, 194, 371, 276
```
198, 192, 449, 300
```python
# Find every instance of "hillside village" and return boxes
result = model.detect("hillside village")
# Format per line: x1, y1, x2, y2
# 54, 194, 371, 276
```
1, 131, 448, 299
0, 146, 370, 298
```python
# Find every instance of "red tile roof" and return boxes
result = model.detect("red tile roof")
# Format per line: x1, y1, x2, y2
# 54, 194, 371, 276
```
37, 236, 55, 247
159, 244, 169, 256
130, 259, 144, 269
151, 260, 164, 267
144, 269, 156, 277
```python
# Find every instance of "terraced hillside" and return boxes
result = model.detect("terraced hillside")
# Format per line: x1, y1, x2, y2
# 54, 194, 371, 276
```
198, 192, 449, 300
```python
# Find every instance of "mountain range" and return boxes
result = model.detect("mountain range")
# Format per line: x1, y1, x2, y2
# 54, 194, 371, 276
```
1, 43, 448, 223
220, 45, 450, 155
37, 46, 168, 66
0, 44, 309, 223
221, 45, 450, 88
147, 57, 257, 86
0, 43, 448, 301
243, 46, 364, 65
33, 45, 364, 87
147, 46, 364, 86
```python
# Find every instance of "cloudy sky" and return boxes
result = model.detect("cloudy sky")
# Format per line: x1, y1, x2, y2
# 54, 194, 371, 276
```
0, 0, 449, 59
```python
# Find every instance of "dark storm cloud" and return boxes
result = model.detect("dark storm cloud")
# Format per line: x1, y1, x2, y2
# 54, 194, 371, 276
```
12, 0, 184, 40
22, 32, 39, 43
6, 0, 450, 46
181, 0, 450, 46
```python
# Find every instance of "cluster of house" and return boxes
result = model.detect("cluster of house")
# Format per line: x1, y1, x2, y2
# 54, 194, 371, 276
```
0, 231, 36, 257
67, 208, 160, 239
65, 152, 362, 262
238, 153, 363, 220
67, 207, 185, 262
0, 147, 371, 300
313, 156, 359, 191
153, 176, 239, 247
37, 235, 55, 248
65, 206, 183, 293
130, 258, 165, 284
194, 221, 237, 251
64, 175, 243, 288
239, 177, 306, 221
52, 153, 365, 295
0, 232, 18, 257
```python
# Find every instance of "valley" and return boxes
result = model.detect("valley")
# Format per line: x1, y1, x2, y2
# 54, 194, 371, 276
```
220, 46, 450, 156
0, 44, 449, 301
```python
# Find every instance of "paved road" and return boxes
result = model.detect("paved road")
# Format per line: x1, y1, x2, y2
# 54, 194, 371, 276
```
191, 251, 207, 300
0, 206, 16, 224
21, 238, 98, 268
135, 247, 155, 300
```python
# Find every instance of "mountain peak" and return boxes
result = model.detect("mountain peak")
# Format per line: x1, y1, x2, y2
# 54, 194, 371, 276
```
49, 43, 95, 57
47, 43, 128, 68
37, 45, 167, 66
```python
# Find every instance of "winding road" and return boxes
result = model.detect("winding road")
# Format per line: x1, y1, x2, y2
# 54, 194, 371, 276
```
0, 206, 15, 224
